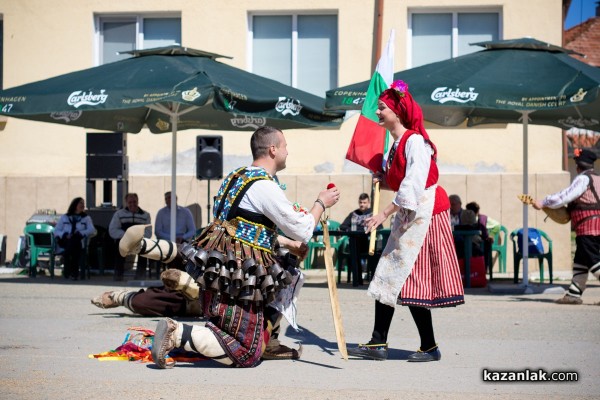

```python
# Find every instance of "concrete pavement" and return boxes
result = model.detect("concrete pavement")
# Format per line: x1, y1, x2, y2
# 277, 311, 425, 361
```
0, 268, 598, 400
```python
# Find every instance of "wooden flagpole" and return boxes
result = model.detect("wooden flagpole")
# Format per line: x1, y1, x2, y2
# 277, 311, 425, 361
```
368, 181, 381, 255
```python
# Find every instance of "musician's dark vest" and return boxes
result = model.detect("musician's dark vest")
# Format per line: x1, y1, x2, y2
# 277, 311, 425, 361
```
569, 170, 600, 211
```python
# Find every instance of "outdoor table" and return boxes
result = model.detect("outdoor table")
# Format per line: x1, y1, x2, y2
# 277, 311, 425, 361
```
324, 230, 372, 287
452, 229, 481, 289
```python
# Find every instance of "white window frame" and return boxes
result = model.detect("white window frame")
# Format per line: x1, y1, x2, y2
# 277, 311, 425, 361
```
94, 13, 181, 66
247, 10, 338, 88
406, 7, 503, 68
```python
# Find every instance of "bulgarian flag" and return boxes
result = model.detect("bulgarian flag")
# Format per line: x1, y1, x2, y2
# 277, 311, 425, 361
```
345, 29, 395, 172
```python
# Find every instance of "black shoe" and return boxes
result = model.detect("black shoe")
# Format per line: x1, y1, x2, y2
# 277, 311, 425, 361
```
347, 343, 388, 360
407, 346, 441, 362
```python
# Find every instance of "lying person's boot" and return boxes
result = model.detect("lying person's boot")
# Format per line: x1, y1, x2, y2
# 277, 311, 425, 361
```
120, 225, 177, 263
407, 345, 441, 362
152, 318, 178, 369
347, 342, 388, 360
90, 290, 129, 309
555, 294, 583, 305
262, 339, 302, 360
161, 269, 200, 300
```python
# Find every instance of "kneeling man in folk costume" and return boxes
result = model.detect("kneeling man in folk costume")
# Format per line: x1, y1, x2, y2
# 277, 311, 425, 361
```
119, 126, 340, 368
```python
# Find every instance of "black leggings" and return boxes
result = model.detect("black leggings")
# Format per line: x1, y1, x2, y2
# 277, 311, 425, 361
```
371, 300, 436, 350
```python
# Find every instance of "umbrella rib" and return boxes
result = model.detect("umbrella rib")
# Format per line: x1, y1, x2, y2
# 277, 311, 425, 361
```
147, 103, 176, 117
179, 105, 200, 116
146, 103, 199, 118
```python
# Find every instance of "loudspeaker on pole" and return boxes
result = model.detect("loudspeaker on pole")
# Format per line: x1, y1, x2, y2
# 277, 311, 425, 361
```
196, 135, 223, 180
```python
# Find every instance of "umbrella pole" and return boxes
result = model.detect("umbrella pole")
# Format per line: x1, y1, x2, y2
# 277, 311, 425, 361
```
521, 111, 532, 292
207, 180, 211, 227
170, 114, 178, 243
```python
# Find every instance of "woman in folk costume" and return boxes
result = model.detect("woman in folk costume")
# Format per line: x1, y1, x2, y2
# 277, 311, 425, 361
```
348, 80, 464, 362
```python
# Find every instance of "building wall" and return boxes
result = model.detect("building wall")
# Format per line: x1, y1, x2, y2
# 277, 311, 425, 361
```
0, 0, 571, 273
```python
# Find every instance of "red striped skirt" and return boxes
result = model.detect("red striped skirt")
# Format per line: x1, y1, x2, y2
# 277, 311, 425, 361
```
400, 210, 465, 308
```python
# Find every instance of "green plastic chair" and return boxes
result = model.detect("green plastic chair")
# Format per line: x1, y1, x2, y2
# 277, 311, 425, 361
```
304, 220, 341, 270
23, 223, 56, 278
491, 225, 508, 273
335, 235, 350, 282
510, 228, 553, 283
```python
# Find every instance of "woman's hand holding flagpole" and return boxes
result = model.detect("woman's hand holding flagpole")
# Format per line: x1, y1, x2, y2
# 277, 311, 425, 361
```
368, 181, 380, 255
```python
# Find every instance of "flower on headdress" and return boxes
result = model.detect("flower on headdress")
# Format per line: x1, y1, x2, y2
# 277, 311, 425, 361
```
390, 80, 408, 97
574, 148, 582, 157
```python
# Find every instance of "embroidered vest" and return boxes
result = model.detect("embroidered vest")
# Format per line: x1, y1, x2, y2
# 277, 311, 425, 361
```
213, 167, 278, 251
569, 170, 600, 211
385, 131, 449, 215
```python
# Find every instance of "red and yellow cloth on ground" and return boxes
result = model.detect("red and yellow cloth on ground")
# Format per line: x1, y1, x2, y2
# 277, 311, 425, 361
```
89, 326, 206, 363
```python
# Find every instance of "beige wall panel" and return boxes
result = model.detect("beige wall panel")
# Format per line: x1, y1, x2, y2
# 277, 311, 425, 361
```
465, 174, 502, 222
504, 0, 563, 44
35, 177, 70, 213
279, 175, 298, 207
294, 174, 330, 220
5, 177, 38, 250
128, 176, 168, 223
67, 177, 86, 206
439, 174, 467, 201
0, 119, 87, 177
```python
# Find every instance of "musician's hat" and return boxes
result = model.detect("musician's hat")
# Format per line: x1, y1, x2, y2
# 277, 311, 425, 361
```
574, 148, 597, 168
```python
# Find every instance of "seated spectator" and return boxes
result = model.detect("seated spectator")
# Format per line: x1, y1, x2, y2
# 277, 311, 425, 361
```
340, 193, 381, 279
465, 201, 495, 270
108, 193, 152, 281
453, 209, 484, 258
340, 193, 373, 232
54, 197, 96, 280
155, 191, 196, 243
449, 194, 463, 229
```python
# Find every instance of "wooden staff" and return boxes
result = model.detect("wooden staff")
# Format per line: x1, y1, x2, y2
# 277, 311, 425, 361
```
368, 181, 381, 255
321, 216, 348, 360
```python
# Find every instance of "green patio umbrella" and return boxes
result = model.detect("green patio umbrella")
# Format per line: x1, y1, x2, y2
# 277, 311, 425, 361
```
327, 38, 600, 131
326, 37, 600, 289
0, 45, 344, 241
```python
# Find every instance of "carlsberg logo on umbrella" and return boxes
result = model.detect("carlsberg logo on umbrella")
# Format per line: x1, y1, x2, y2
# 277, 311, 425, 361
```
67, 90, 108, 108
276, 97, 302, 116
231, 116, 267, 129
431, 87, 479, 104
182, 87, 200, 102
50, 111, 82, 123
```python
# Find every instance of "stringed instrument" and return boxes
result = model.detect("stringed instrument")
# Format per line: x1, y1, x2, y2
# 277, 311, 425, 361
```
517, 194, 570, 224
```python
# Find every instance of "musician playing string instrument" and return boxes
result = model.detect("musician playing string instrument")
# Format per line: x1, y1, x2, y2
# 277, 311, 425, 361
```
531, 148, 600, 305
